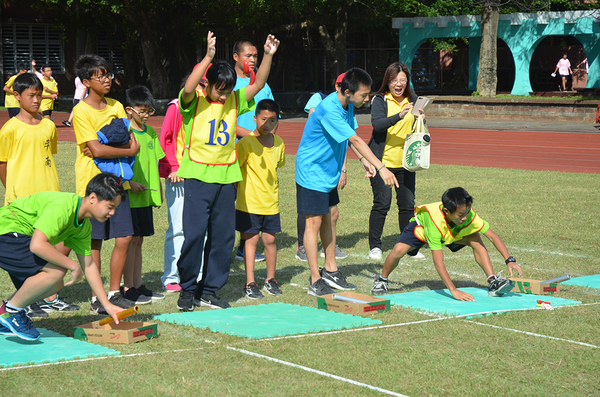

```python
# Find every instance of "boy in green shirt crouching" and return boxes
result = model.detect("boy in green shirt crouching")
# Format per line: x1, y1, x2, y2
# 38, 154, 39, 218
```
371, 187, 523, 301
0, 173, 126, 340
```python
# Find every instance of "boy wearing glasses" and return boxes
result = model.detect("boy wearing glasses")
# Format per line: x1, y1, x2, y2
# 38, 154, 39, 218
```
72, 54, 140, 315
121, 86, 166, 304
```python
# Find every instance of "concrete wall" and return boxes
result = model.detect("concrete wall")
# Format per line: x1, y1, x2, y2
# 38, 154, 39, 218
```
425, 96, 598, 123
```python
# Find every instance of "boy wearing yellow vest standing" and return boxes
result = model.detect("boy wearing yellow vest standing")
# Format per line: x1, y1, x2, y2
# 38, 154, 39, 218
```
176, 31, 279, 311
371, 187, 523, 301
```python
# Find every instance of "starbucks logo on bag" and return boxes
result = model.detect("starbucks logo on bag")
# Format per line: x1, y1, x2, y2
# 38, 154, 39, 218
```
404, 141, 422, 167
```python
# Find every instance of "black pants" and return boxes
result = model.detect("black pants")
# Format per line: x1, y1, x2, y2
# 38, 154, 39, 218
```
368, 167, 415, 250
177, 179, 236, 296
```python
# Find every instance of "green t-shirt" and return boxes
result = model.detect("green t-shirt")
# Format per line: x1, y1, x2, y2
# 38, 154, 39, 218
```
129, 124, 165, 208
0, 191, 92, 255
177, 87, 255, 184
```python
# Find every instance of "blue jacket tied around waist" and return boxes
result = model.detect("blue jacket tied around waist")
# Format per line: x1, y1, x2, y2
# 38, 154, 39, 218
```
93, 118, 136, 181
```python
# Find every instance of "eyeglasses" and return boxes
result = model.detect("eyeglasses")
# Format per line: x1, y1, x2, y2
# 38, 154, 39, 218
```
129, 107, 156, 117
90, 73, 114, 82
390, 78, 408, 85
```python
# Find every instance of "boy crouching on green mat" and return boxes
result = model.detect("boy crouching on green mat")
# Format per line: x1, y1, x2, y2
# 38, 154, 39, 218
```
0, 173, 126, 341
371, 187, 523, 301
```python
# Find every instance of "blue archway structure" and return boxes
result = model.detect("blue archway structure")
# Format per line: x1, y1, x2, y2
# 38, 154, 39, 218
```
392, 10, 600, 95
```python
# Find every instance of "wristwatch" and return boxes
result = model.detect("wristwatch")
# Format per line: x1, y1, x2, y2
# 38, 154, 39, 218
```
341, 169, 347, 173
505, 256, 516, 265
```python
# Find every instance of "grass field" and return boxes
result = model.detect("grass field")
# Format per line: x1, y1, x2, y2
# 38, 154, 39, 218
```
1, 141, 599, 396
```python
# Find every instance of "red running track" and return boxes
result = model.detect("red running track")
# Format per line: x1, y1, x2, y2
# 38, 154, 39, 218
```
33, 113, 600, 174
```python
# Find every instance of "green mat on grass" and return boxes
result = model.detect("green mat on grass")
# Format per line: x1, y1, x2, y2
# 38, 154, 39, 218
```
379, 287, 581, 317
0, 328, 120, 368
153, 302, 382, 339
562, 275, 600, 289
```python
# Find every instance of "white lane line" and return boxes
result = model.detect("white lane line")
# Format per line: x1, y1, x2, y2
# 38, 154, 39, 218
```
0, 347, 206, 372
226, 346, 410, 397
465, 320, 600, 349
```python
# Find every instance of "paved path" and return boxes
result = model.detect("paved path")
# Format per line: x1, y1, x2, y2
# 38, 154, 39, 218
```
25, 110, 600, 174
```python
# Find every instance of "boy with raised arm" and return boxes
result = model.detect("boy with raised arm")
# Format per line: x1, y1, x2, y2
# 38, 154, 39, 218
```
176, 31, 279, 310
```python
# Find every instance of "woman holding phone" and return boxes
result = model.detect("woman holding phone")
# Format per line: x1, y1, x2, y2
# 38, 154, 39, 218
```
367, 62, 425, 261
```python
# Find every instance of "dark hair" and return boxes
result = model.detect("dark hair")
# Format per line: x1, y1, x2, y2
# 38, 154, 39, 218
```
75, 54, 111, 81
126, 85, 155, 108
86, 172, 126, 202
255, 99, 280, 117
13, 73, 43, 94
340, 68, 373, 94
205, 60, 236, 91
17, 63, 27, 72
442, 187, 473, 213
41, 64, 51, 72
233, 39, 257, 55
376, 62, 414, 99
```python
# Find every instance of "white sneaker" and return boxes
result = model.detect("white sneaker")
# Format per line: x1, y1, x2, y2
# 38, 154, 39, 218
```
411, 251, 426, 259
368, 247, 382, 260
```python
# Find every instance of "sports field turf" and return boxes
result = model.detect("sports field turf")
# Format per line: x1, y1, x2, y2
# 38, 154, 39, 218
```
1, 141, 599, 396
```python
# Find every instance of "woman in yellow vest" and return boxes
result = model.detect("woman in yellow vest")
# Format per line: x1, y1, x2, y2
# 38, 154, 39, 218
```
367, 62, 426, 262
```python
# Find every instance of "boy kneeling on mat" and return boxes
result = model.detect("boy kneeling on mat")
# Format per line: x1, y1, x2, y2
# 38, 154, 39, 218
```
0, 173, 125, 340
371, 187, 523, 301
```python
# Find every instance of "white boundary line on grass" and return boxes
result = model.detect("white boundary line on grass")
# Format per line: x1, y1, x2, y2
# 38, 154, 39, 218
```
464, 320, 600, 349
0, 347, 206, 372
226, 346, 410, 397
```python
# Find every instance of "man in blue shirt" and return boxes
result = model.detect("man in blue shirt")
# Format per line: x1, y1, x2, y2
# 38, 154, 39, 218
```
232, 38, 278, 263
295, 68, 398, 296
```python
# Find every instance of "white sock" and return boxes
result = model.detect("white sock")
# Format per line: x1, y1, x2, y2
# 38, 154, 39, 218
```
107, 290, 119, 299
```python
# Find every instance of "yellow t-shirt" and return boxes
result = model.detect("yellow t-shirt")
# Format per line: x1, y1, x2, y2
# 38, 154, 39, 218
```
73, 98, 127, 196
0, 117, 60, 204
4, 75, 20, 108
236, 132, 285, 215
40, 78, 59, 112
381, 93, 415, 168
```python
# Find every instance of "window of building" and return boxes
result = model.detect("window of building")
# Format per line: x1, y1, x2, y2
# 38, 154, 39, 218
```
2, 23, 65, 74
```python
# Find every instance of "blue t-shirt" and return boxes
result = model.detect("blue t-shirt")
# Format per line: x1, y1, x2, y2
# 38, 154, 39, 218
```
295, 92, 356, 193
305, 92, 359, 129
234, 77, 274, 132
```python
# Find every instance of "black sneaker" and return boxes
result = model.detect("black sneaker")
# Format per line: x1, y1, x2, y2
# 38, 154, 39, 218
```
90, 300, 107, 315
195, 294, 230, 309
26, 302, 49, 318
109, 291, 136, 309
320, 268, 356, 290
137, 284, 165, 301
177, 290, 195, 311
121, 287, 152, 305
307, 278, 334, 296
371, 277, 389, 295
243, 282, 264, 300
62, 120, 71, 127
263, 278, 283, 295
488, 272, 514, 297
38, 295, 80, 313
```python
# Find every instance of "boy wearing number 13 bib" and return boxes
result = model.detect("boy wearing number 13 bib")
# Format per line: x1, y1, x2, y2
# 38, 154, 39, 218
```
176, 31, 280, 311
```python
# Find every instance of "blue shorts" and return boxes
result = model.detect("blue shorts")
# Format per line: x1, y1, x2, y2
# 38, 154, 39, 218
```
236, 211, 281, 234
91, 191, 134, 240
0, 233, 47, 289
296, 183, 340, 215
131, 206, 154, 237
397, 221, 466, 256
7, 108, 20, 118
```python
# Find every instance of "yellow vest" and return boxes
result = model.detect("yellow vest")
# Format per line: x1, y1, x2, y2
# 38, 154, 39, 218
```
414, 202, 487, 247
187, 89, 238, 165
